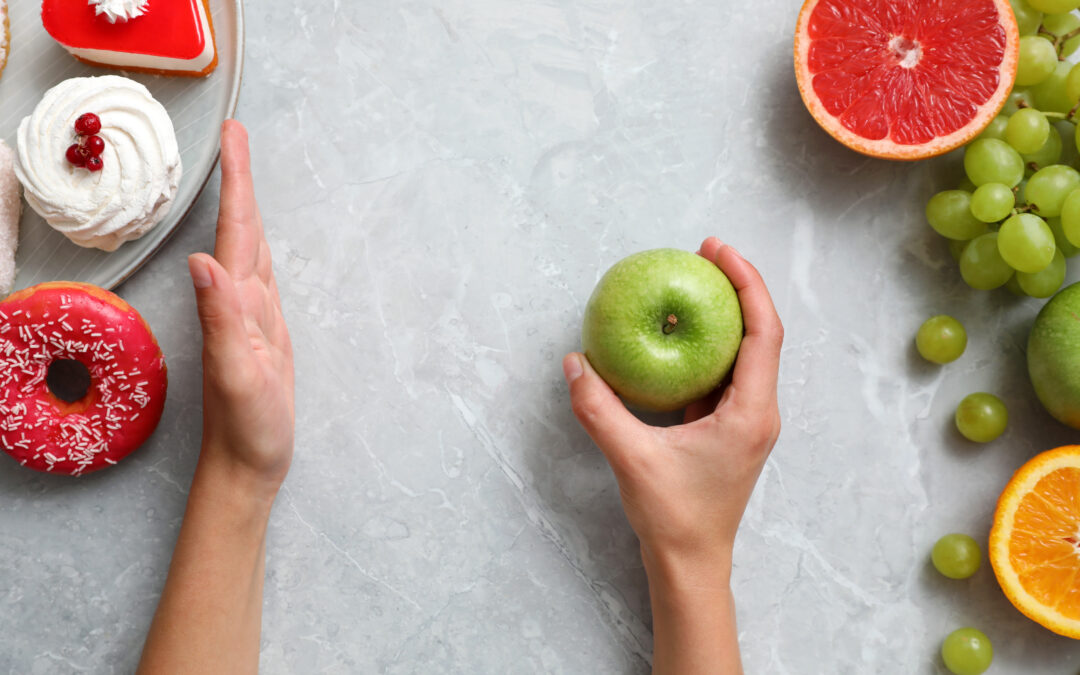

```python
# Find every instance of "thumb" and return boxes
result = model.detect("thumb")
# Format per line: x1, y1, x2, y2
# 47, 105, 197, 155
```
188, 253, 247, 361
562, 353, 648, 467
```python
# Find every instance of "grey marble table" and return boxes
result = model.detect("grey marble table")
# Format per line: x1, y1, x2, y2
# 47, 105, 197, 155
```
2, 1, 1080, 673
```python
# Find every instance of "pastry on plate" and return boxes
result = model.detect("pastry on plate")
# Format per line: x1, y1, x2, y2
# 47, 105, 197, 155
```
14, 75, 182, 252
42, 0, 218, 77
0, 140, 20, 297
0, 0, 9, 82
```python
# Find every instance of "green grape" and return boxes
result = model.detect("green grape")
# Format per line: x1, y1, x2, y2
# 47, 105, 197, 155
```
970, 183, 1015, 222
1011, 0, 1044, 34
1029, 0, 1080, 12
941, 628, 993, 675
1016, 177, 1029, 204
978, 115, 1009, 141
1006, 272, 1028, 295
1005, 108, 1050, 153
926, 191, 988, 239
1025, 164, 1080, 216
1047, 216, 1080, 255
1042, 12, 1080, 56
1031, 60, 1074, 113
949, 238, 969, 262
1055, 120, 1080, 166
955, 393, 1008, 443
998, 213, 1056, 272
1017, 248, 1067, 296
1060, 189, 1080, 245
964, 139, 1025, 187
916, 315, 967, 364
1017, 35, 1059, 86
1067, 62, 1080, 104
931, 534, 981, 579
960, 233, 1015, 289
1022, 124, 1063, 171
958, 176, 979, 192
1002, 88, 1035, 115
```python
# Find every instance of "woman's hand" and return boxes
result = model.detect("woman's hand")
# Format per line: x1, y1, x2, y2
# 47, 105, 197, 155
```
187, 119, 294, 498
563, 237, 783, 674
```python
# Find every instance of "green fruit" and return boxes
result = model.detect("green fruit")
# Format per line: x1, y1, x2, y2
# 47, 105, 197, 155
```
581, 249, 743, 411
1028, 282, 1080, 428
941, 628, 993, 675
955, 393, 1008, 443
916, 315, 967, 364
931, 534, 982, 579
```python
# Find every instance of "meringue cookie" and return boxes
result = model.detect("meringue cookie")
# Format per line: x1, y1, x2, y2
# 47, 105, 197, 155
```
88, 0, 149, 23
15, 76, 181, 252
0, 140, 20, 296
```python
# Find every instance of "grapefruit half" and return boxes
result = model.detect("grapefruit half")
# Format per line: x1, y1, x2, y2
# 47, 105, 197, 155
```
794, 0, 1020, 160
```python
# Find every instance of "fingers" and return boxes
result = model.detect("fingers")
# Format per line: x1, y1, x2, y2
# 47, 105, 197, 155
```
189, 253, 249, 365
563, 353, 649, 469
701, 238, 784, 409
215, 120, 262, 277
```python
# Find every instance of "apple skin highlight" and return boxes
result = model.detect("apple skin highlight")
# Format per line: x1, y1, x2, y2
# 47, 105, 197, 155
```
581, 248, 743, 412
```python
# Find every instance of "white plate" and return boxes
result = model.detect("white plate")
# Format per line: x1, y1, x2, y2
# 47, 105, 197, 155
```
2, 0, 243, 291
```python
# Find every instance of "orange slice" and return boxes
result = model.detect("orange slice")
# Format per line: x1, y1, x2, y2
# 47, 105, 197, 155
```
989, 446, 1080, 639
794, 0, 1019, 160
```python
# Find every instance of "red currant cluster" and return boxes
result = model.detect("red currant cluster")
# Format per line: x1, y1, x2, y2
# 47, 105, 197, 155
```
65, 113, 105, 172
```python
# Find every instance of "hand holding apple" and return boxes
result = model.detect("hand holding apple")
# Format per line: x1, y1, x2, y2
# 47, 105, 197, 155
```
563, 238, 783, 674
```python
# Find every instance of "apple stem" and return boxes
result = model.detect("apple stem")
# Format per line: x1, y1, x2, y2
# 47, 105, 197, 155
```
663, 314, 678, 335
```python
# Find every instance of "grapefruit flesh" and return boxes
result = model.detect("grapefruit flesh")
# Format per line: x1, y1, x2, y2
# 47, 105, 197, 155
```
795, 0, 1019, 160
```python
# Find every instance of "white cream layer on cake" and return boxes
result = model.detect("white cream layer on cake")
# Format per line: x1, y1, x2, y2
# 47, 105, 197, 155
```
14, 76, 181, 252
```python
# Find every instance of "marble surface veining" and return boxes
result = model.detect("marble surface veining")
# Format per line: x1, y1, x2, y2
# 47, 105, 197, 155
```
1, 1, 1079, 673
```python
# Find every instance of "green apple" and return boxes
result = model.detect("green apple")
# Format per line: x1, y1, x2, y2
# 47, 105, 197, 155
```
581, 248, 743, 412
1028, 281, 1080, 428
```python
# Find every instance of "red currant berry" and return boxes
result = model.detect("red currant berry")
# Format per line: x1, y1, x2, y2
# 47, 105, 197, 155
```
85, 156, 104, 172
82, 135, 105, 157
74, 113, 101, 136
66, 144, 87, 167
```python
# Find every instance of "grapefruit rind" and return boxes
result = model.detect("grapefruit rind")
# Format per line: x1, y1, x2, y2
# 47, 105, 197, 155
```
989, 446, 1080, 639
793, 0, 1019, 161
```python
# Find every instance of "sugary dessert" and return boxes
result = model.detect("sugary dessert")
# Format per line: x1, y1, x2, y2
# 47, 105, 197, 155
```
0, 140, 21, 297
0, 0, 10, 82
0, 282, 167, 475
15, 75, 182, 252
42, 0, 218, 77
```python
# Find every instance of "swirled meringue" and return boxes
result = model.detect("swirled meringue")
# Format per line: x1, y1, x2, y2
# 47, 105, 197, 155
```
88, 0, 148, 23
15, 76, 181, 252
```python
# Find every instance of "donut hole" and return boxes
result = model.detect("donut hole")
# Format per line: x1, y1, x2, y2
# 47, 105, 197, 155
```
46, 359, 92, 403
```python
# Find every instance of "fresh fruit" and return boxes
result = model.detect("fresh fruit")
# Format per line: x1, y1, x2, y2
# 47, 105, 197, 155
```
74, 112, 100, 135
1029, 0, 1080, 13
1021, 124, 1063, 171
1060, 189, 1080, 245
1011, 0, 1044, 34
1017, 248, 1067, 296
964, 138, 1025, 187
1006, 107, 1050, 153
1042, 11, 1080, 56
932, 534, 982, 579
971, 183, 1015, 222
1028, 283, 1080, 428
941, 628, 993, 675
955, 392, 1008, 442
979, 115, 1010, 141
998, 213, 1055, 272
793, 0, 1019, 160
915, 315, 967, 364
85, 156, 103, 172
989, 445, 1080, 638
1048, 215, 1080, 256
65, 143, 85, 167
1016, 35, 1058, 86
1025, 164, 1080, 217
960, 233, 1014, 289
926, 191, 989, 239
83, 134, 104, 157
1032, 60, 1075, 113
581, 249, 743, 412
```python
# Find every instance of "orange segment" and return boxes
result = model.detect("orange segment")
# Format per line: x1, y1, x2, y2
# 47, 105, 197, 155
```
990, 446, 1080, 638
794, 0, 1019, 160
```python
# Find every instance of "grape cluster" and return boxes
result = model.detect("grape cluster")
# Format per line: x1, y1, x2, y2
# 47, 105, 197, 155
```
927, 0, 1080, 300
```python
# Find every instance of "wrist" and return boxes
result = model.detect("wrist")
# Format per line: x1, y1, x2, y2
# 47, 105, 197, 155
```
192, 442, 283, 515
641, 542, 734, 597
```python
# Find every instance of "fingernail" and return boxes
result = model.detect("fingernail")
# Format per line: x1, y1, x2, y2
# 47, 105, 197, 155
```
188, 255, 212, 289
563, 354, 584, 382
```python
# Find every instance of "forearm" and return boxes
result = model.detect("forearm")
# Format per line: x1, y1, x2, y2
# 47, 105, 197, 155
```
138, 446, 277, 675
644, 545, 742, 675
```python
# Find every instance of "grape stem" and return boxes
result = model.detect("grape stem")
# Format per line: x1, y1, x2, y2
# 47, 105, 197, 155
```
1038, 24, 1080, 56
